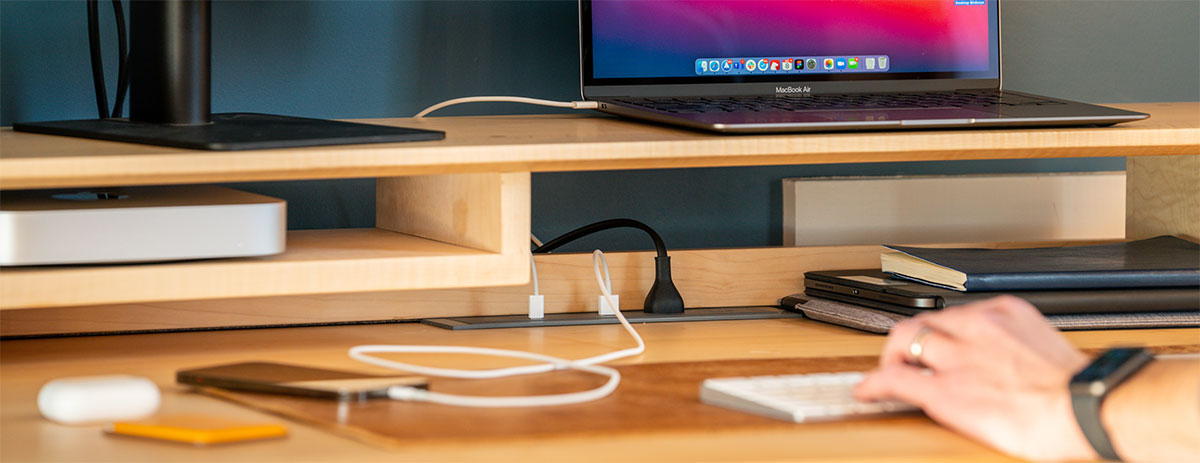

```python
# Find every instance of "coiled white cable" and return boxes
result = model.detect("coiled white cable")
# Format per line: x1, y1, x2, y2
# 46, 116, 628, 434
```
413, 96, 599, 119
349, 249, 644, 407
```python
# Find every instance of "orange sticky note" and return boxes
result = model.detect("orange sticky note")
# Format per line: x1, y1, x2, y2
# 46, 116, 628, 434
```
106, 414, 287, 445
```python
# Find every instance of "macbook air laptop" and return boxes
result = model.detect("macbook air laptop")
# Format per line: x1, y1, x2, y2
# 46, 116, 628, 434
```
579, 0, 1148, 133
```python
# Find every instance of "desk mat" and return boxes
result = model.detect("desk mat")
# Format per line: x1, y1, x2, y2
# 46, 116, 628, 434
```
196, 347, 1198, 448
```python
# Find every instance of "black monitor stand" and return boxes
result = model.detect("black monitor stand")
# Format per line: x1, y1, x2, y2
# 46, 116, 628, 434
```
14, 1, 443, 151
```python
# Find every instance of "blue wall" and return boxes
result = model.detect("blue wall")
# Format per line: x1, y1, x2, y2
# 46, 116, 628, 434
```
4, 1, 1197, 250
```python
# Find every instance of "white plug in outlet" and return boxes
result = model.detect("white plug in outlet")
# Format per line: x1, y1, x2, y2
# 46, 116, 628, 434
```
598, 294, 619, 316
528, 295, 545, 320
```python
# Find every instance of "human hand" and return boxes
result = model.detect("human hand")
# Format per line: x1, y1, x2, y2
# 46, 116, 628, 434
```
854, 295, 1096, 462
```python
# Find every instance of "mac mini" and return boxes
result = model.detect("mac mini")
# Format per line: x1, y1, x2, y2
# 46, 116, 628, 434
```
1, 186, 286, 266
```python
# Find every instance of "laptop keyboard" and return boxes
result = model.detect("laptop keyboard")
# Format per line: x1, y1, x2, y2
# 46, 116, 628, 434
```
611, 91, 1063, 114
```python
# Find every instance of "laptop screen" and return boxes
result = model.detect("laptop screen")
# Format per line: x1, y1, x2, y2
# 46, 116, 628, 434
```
583, 0, 1000, 86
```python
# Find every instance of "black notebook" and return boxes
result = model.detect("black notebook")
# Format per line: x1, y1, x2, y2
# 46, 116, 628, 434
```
881, 236, 1200, 291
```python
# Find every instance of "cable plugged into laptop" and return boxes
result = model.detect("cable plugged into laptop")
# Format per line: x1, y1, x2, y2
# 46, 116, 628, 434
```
534, 219, 684, 315
413, 97, 598, 119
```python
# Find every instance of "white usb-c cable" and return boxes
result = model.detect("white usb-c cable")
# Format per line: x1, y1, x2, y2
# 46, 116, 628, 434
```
412, 96, 599, 119
349, 249, 644, 407
595, 250, 618, 316
528, 253, 544, 320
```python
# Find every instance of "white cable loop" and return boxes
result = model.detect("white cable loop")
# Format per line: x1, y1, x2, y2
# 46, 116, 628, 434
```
589, 250, 645, 363
348, 249, 642, 407
413, 96, 599, 119
387, 363, 619, 407
596, 251, 613, 294
351, 345, 568, 379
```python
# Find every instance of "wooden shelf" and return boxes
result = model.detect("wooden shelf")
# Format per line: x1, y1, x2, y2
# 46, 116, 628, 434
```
2, 103, 1196, 190
0, 228, 526, 310
0, 171, 532, 311
0, 103, 1196, 319
0, 239, 1117, 336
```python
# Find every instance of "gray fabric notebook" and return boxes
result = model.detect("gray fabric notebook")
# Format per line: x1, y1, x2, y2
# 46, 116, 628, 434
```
783, 294, 1200, 334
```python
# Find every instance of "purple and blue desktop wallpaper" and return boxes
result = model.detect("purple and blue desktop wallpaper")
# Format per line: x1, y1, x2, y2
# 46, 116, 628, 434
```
591, 0, 993, 78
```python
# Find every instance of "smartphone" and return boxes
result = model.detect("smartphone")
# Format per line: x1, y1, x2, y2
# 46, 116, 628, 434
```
177, 361, 427, 401
804, 270, 940, 308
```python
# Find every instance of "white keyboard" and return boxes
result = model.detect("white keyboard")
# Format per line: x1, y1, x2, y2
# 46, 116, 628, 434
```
699, 371, 918, 423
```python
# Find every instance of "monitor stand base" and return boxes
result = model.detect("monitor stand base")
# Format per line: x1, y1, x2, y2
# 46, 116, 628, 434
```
13, 113, 444, 151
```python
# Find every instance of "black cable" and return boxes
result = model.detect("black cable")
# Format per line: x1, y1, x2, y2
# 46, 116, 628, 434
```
533, 218, 683, 314
110, 0, 128, 118
533, 219, 668, 258
86, 0, 110, 119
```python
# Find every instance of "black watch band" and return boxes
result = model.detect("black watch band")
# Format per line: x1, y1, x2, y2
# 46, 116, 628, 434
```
1071, 388, 1121, 460
1068, 347, 1154, 462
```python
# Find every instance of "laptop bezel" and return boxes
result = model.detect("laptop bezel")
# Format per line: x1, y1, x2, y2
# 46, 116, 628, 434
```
578, 0, 1004, 99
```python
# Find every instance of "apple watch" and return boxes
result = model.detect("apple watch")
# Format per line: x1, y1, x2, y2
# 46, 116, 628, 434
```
1069, 347, 1154, 461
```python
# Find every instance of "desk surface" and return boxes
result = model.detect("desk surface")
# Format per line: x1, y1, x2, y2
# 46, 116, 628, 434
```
3, 319, 1197, 462
2, 102, 1197, 189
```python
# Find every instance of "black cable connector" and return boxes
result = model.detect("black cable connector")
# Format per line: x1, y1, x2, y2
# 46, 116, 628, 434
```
533, 219, 685, 314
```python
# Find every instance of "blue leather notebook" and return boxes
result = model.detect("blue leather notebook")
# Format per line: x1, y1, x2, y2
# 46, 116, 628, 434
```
881, 236, 1200, 291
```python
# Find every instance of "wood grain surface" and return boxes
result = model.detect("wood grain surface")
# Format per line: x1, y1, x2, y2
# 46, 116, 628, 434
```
3, 318, 1197, 462
0, 228, 528, 310
1, 240, 1112, 336
200, 345, 1199, 449
1127, 155, 1200, 241
2, 103, 1196, 190
1, 172, 531, 311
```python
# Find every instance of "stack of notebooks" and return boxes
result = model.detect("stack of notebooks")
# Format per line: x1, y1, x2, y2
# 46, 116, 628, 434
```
783, 236, 1200, 332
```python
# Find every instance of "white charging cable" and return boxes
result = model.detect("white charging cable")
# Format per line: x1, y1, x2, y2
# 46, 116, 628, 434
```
348, 249, 644, 407
529, 233, 545, 319
528, 253, 544, 320
413, 96, 599, 119
595, 251, 618, 316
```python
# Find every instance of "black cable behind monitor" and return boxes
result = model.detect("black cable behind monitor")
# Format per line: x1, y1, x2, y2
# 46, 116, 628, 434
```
85, 0, 130, 119
111, 0, 129, 118
86, 0, 109, 119
533, 219, 685, 315
16, 0, 444, 150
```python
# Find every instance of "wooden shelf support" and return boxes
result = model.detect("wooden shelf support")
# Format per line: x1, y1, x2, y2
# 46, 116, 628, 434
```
1126, 155, 1200, 241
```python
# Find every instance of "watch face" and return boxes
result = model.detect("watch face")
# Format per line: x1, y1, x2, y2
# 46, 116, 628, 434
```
1072, 348, 1153, 397
1075, 348, 1145, 382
